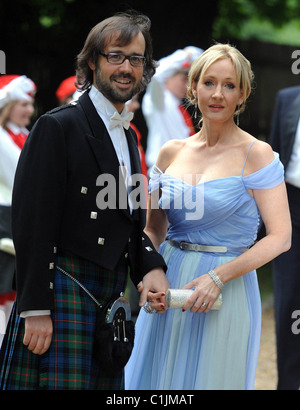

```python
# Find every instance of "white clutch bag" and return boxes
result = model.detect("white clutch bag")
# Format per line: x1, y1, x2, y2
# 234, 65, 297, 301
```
166, 289, 222, 310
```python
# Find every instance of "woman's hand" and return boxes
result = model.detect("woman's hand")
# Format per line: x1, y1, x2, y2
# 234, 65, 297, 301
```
182, 274, 221, 313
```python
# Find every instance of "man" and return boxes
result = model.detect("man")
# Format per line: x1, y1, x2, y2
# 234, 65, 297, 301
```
269, 85, 300, 390
143, 46, 203, 169
0, 11, 168, 390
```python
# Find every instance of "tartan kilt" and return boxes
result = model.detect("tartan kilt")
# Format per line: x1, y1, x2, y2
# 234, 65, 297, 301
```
0, 250, 129, 390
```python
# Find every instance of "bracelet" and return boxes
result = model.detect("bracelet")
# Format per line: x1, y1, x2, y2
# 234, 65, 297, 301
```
208, 270, 224, 290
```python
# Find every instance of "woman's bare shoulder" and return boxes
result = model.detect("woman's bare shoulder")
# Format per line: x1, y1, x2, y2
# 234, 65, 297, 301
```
245, 136, 275, 173
155, 139, 186, 172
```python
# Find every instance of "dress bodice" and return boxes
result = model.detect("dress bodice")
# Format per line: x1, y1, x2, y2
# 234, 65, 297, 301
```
148, 151, 284, 249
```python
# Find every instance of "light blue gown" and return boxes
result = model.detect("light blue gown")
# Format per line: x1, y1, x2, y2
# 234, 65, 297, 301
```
125, 144, 284, 390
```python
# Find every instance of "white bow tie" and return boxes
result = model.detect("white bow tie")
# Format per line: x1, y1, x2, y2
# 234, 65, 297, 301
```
109, 111, 134, 130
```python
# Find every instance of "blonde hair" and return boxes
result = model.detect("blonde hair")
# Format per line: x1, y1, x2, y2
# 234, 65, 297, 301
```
187, 43, 254, 117
0, 101, 15, 128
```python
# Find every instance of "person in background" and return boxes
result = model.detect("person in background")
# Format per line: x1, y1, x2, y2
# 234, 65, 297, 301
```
143, 46, 203, 170
269, 86, 300, 390
0, 11, 167, 390
125, 43, 291, 390
0, 75, 36, 347
55, 75, 77, 105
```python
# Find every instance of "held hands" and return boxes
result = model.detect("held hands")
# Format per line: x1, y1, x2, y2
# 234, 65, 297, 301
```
23, 315, 53, 355
137, 267, 170, 314
137, 269, 222, 314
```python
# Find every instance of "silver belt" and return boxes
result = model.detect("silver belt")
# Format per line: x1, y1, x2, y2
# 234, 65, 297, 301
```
168, 239, 248, 253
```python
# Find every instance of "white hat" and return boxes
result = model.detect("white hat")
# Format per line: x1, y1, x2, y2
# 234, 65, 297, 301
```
0, 74, 36, 109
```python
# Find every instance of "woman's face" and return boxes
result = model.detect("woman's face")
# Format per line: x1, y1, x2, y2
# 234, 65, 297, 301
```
194, 58, 243, 124
9, 99, 34, 128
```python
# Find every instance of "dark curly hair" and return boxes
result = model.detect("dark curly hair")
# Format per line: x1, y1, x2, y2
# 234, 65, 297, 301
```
76, 11, 157, 92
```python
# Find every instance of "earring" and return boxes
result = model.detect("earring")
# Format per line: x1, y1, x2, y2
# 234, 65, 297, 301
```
235, 104, 241, 127
193, 94, 198, 119
194, 102, 198, 119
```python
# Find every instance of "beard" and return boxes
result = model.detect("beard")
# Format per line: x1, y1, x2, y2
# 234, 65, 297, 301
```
95, 66, 142, 105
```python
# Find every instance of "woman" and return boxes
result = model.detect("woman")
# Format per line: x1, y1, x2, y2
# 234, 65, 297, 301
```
125, 44, 291, 390
0, 75, 36, 347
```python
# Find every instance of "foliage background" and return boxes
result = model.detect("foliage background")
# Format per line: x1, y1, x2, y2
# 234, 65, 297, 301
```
2, 0, 300, 115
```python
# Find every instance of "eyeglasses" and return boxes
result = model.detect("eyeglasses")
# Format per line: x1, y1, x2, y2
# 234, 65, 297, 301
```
100, 52, 146, 67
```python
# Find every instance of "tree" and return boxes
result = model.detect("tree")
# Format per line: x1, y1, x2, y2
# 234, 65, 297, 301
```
214, 0, 300, 42
0, 0, 219, 115
2, 0, 298, 117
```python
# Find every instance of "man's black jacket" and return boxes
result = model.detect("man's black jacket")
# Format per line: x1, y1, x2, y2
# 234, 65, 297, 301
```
12, 91, 166, 313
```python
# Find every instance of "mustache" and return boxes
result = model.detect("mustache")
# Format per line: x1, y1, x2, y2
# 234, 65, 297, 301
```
111, 73, 136, 82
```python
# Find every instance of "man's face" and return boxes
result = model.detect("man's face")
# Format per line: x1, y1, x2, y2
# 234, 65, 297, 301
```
90, 31, 146, 112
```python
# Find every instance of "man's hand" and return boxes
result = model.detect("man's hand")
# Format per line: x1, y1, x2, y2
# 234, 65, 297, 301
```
23, 315, 53, 355
137, 268, 170, 313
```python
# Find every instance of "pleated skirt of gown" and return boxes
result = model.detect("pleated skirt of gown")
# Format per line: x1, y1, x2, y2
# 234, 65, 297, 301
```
125, 241, 261, 390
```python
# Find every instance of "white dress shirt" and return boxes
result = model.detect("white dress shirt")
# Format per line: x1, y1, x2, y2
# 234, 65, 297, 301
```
89, 85, 132, 177
285, 116, 300, 188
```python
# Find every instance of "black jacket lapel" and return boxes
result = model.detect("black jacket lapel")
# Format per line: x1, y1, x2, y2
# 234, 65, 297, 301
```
77, 91, 131, 218
126, 127, 147, 223
126, 127, 142, 175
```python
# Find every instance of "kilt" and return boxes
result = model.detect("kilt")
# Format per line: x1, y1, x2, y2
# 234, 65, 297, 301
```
0, 250, 128, 390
